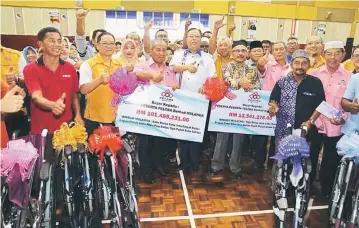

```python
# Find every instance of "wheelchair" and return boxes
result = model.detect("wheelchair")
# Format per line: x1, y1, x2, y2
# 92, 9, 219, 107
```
271, 124, 311, 228
1, 129, 57, 228
89, 126, 140, 228
329, 131, 359, 228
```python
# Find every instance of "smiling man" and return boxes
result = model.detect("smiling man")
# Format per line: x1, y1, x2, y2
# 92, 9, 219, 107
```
306, 35, 325, 73
24, 27, 82, 159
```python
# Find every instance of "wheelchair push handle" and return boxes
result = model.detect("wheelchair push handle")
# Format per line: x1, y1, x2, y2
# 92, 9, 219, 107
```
301, 126, 308, 138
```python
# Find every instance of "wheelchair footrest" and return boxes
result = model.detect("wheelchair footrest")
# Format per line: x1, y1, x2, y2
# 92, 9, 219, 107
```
40, 162, 51, 181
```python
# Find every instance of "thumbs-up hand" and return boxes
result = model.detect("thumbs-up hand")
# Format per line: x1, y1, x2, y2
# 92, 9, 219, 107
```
1, 85, 24, 113
268, 101, 279, 117
152, 70, 164, 83
186, 61, 198, 73
76, 8, 90, 20
52, 93, 66, 116
5, 65, 16, 86
350, 97, 359, 114
238, 77, 253, 90
124, 63, 134, 72
257, 50, 269, 68
101, 69, 110, 84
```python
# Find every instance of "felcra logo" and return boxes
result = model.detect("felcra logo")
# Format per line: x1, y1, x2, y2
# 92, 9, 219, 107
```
160, 89, 174, 102
248, 92, 261, 103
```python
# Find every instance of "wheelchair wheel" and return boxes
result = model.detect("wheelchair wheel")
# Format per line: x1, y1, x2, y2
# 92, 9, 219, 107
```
329, 161, 347, 225
42, 163, 57, 228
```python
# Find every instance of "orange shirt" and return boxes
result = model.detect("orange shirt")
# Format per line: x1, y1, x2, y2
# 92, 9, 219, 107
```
1, 80, 9, 148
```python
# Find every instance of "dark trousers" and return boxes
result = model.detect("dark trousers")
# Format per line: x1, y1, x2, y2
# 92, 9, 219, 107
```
138, 135, 167, 175
320, 135, 343, 196
179, 140, 201, 170
309, 131, 324, 183
84, 118, 113, 135
252, 135, 275, 167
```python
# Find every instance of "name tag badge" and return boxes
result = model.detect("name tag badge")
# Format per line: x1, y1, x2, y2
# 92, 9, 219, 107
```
62, 74, 71, 78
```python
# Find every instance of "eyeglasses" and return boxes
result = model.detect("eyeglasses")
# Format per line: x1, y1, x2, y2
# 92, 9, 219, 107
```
325, 52, 343, 58
188, 35, 201, 39
308, 41, 322, 46
99, 42, 115, 47
232, 49, 247, 53
287, 42, 298, 46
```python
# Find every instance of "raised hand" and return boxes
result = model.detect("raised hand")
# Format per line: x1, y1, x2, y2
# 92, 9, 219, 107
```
76, 8, 90, 20
1, 86, 24, 113
214, 15, 226, 30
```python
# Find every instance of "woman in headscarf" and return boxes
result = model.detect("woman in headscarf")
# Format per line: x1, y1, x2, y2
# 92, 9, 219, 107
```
116, 38, 139, 73
18, 46, 37, 78
61, 37, 83, 70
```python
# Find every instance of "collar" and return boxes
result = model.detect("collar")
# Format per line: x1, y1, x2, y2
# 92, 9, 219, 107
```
320, 65, 347, 75
271, 59, 289, 68
36, 55, 65, 66
148, 58, 166, 68
94, 53, 117, 65
185, 49, 201, 56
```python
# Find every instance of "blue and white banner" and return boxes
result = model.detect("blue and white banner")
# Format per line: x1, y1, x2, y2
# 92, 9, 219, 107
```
208, 89, 276, 136
116, 85, 209, 142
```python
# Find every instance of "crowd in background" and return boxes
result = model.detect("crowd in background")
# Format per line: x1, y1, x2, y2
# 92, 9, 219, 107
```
1, 8, 359, 202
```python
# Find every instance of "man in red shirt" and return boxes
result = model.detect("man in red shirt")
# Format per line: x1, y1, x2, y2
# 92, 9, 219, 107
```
24, 27, 83, 158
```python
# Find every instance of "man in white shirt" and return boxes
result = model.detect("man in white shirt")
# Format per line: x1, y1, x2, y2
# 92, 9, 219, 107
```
75, 9, 106, 60
169, 28, 216, 174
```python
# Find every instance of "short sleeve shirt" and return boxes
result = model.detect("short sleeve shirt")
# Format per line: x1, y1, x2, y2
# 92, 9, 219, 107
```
169, 49, 215, 92
342, 73, 359, 135
24, 56, 79, 134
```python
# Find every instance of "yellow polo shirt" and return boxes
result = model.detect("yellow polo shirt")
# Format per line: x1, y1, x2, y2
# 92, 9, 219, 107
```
1, 46, 21, 82
84, 54, 121, 123
343, 59, 355, 71
215, 54, 233, 79
307, 55, 326, 74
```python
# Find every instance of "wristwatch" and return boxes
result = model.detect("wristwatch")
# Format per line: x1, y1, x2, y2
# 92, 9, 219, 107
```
309, 119, 315, 125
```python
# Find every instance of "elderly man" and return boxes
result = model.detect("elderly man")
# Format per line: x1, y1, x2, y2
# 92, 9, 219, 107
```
306, 35, 325, 73
75, 8, 106, 60
170, 28, 216, 175
268, 49, 324, 144
258, 41, 290, 91
349, 45, 359, 74
133, 39, 178, 183
310, 41, 352, 198
143, 21, 169, 54
246, 41, 264, 67
286, 37, 299, 63
210, 40, 260, 179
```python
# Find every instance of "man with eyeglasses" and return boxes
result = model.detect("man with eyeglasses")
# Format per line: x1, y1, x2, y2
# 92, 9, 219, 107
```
306, 35, 326, 73
350, 45, 359, 74
170, 28, 216, 175
286, 37, 299, 63
310, 41, 352, 198
200, 37, 210, 53
210, 40, 260, 179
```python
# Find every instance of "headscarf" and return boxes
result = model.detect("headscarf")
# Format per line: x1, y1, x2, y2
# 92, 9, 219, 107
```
22, 46, 37, 64
118, 39, 139, 65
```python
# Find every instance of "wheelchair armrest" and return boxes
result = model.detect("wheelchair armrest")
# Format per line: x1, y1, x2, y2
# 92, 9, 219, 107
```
77, 143, 86, 154
39, 162, 51, 181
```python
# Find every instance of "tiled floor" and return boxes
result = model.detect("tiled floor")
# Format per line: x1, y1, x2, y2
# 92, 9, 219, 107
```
135, 155, 330, 228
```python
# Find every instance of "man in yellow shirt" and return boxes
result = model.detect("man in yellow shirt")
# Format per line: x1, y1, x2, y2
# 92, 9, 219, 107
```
306, 35, 326, 73
1, 44, 21, 84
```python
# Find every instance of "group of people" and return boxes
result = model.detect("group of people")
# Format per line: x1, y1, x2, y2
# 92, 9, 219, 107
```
1, 9, 359, 202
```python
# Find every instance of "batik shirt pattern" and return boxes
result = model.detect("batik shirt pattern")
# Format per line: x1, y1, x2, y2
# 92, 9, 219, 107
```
222, 61, 261, 90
